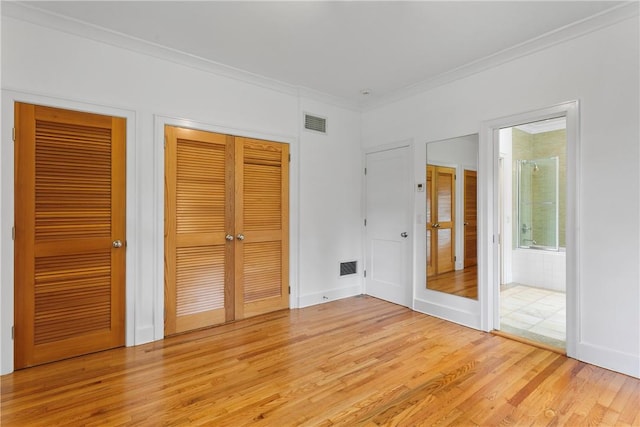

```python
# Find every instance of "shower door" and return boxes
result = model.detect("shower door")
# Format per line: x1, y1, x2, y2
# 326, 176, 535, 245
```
516, 157, 559, 250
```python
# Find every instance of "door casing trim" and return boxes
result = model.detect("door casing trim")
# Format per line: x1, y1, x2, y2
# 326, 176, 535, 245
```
479, 100, 580, 359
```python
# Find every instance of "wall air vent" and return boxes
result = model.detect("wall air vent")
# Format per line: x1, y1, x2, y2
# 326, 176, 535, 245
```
304, 113, 327, 134
339, 261, 357, 277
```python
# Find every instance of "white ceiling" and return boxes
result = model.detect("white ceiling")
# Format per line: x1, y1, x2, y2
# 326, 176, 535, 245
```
20, 1, 624, 106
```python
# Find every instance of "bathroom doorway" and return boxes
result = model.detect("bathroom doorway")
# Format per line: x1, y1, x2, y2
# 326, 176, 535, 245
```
497, 117, 567, 351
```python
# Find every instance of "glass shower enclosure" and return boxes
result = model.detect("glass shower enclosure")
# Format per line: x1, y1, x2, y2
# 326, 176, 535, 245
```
517, 157, 559, 250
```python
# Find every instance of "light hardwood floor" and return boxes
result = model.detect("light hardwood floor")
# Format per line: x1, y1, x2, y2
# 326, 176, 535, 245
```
427, 265, 478, 299
2, 296, 638, 426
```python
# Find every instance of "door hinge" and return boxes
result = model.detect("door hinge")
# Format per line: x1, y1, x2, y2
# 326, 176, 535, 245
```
364, 167, 367, 175
12, 127, 16, 142
12, 226, 15, 241
288, 286, 291, 295
288, 154, 291, 162
11, 326, 14, 339
454, 256, 457, 261
364, 270, 367, 278
364, 219, 367, 226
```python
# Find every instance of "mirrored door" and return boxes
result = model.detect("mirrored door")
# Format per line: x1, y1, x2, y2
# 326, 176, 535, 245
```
414, 133, 481, 330
426, 135, 478, 300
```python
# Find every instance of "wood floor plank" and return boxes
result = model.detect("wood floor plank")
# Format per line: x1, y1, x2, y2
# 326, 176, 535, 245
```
2, 296, 638, 426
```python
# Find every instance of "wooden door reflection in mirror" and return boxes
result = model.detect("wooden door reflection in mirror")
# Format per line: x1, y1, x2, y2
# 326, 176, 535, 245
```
426, 134, 478, 300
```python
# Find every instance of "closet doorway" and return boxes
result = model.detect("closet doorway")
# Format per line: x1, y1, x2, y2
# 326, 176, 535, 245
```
164, 126, 289, 335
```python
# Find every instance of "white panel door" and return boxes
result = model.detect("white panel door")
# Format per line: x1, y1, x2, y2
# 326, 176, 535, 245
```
365, 146, 412, 307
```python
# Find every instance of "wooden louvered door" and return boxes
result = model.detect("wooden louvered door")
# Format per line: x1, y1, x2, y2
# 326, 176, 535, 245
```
463, 169, 477, 268
165, 129, 289, 335
426, 165, 456, 278
164, 127, 233, 335
14, 103, 126, 369
426, 166, 435, 277
234, 138, 289, 319
435, 166, 456, 274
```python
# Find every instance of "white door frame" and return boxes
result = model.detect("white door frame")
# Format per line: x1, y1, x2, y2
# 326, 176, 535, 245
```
363, 140, 414, 307
479, 100, 580, 359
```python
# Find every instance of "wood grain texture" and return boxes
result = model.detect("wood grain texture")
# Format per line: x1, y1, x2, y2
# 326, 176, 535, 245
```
14, 103, 125, 369
164, 126, 230, 335
435, 166, 455, 274
2, 296, 638, 426
463, 169, 477, 268
427, 265, 478, 299
426, 165, 456, 279
165, 129, 288, 333
235, 137, 289, 320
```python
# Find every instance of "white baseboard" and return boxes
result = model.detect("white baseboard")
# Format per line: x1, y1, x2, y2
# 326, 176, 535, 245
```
134, 326, 157, 346
413, 298, 481, 330
576, 342, 640, 379
298, 285, 362, 308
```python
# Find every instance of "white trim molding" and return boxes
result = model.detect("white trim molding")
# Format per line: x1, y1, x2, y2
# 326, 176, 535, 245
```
480, 101, 580, 353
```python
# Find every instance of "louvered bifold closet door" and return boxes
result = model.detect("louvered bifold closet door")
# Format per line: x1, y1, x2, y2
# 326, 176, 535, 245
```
165, 127, 233, 335
14, 103, 126, 369
234, 138, 289, 319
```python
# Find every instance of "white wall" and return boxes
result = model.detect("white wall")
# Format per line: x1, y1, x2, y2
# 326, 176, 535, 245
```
0, 16, 363, 373
362, 16, 639, 377
0, 1, 3, 375
298, 98, 363, 306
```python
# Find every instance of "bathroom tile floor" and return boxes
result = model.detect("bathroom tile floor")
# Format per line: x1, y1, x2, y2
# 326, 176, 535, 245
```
500, 283, 566, 349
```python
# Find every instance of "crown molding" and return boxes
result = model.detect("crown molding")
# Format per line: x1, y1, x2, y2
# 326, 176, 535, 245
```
297, 86, 361, 112
2, 1, 362, 111
3, 1, 637, 114
362, 1, 640, 111
0, 2, 318, 106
